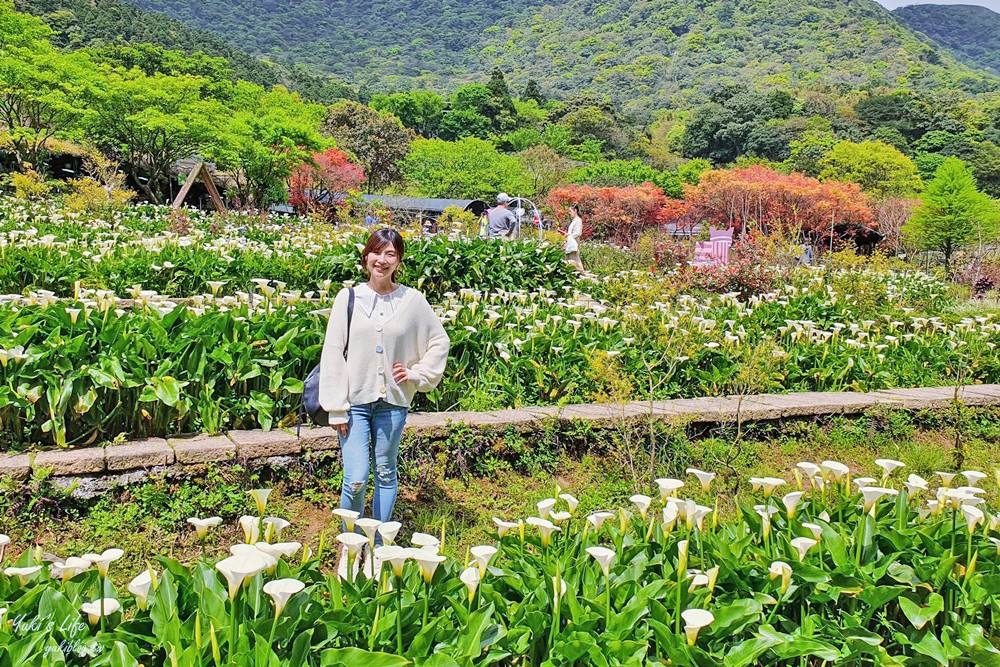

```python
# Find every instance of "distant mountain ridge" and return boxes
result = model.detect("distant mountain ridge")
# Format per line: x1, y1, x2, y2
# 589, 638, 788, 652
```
122, 0, 996, 113
15, 0, 354, 102
893, 3, 1000, 76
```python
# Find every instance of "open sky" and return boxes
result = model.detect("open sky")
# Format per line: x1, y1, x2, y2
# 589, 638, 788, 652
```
878, 0, 1000, 11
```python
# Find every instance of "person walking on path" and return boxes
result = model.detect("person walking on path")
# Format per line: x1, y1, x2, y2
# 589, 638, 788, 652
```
563, 204, 584, 272
485, 192, 518, 239
320, 228, 450, 535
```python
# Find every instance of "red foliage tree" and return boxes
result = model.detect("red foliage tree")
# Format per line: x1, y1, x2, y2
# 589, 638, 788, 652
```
288, 147, 364, 213
682, 166, 875, 246
547, 182, 684, 245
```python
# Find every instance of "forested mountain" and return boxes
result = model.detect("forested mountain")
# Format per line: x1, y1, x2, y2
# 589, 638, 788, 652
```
122, 0, 996, 113
14, 0, 354, 102
894, 4, 1000, 76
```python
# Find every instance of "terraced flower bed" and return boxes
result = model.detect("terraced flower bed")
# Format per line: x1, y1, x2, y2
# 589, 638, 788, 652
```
3, 200, 1000, 448
2, 461, 999, 665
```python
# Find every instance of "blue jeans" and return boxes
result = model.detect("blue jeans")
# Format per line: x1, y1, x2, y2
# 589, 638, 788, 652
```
339, 400, 408, 527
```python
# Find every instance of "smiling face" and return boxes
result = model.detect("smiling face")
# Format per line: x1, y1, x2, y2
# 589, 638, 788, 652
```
365, 242, 401, 282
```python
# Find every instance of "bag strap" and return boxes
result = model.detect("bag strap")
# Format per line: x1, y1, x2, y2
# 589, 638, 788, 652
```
343, 287, 354, 360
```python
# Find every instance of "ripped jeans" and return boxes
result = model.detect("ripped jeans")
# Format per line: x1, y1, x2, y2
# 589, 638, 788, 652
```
338, 399, 408, 527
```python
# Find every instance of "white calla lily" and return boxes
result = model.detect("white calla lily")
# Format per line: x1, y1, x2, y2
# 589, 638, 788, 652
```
375, 545, 408, 577
248, 489, 271, 515
904, 474, 929, 496
127, 570, 157, 611
493, 518, 520, 538
629, 494, 653, 519
558, 493, 579, 513
332, 508, 360, 531
262, 578, 305, 616
411, 532, 441, 553
820, 461, 850, 482
336, 532, 368, 558
526, 516, 561, 547
262, 517, 291, 541
655, 478, 685, 502
470, 545, 498, 575
790, 537, 818, 562
782, 491, 804, 519
411, 551, 446, 583
769, 560, 793, 594
239, 515, 260, 544
750, 477, 786, 497
961, 470, 987, 486
802, 522, 823, 541
216, 552, 270, 600
586, 511, 615, 531
536, 498, 557, 519
188, 516, 223, 541
83, 548, 124, 578
860, 487, 898, 514
57, 557, 91, 582
4, 565, 42, 585
355, 518, 383, 547
681, 608, 714, 645
585, 546, 616, 577
378, 521, 402, 545
874, 459, 905, 479
549, 510, 572, 524
460, 566, 481, 602
935, 471, 956, 487
962, 505, 985, 535
80, 598, 121, 625
686, 468, 716, 493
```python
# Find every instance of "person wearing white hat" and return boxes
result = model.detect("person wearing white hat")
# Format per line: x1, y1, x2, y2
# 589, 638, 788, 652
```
485, 193, 518, 239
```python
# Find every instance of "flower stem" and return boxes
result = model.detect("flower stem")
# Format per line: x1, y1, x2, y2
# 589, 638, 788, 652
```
230, 594, 239, 655
674, 562, 683, 635
395, 574, 403, 655
604, 572, 611, 628
267, 612, 279, 653
423, 581, 430, 627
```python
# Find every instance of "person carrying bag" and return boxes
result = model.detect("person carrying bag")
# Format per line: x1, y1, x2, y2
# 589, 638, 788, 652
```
302, 289, 353, 428
317, 228, 450, 529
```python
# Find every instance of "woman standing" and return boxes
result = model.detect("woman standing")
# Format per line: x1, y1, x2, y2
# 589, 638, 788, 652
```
319, 228, 450, 528
564, 204, 584, 272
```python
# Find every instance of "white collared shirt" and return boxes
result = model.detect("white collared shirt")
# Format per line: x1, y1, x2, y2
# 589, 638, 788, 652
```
355, 283, 406, 325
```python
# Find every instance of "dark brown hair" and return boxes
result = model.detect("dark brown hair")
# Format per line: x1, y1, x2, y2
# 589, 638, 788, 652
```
361, 228, 405, 280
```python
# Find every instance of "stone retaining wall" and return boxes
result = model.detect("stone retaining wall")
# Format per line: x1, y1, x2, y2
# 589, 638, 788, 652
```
4, 385, 998, 498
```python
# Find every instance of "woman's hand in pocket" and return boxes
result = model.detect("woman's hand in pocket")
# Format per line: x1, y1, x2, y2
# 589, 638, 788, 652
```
333, 422, 348, 437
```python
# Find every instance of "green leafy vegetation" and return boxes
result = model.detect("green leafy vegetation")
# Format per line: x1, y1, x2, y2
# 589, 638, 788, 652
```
5, 200, 1000, 448
903, 157, 1000, 276
2, 409, 1000, 664
116, 0, 997, 114
15, 0, 354, 102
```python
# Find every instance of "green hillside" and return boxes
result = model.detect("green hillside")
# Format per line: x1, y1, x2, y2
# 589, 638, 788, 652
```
122, 0, 996, 112
14, 0, 354, 102
893, 3, 1000, 76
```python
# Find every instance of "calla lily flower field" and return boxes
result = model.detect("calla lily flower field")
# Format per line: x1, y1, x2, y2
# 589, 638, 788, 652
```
2, 200, 1000, 447
3, 463, 1000, 665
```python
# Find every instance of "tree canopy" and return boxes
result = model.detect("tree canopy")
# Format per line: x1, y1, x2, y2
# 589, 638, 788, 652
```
399, 137, 534, 200
903, 157, 1000, 275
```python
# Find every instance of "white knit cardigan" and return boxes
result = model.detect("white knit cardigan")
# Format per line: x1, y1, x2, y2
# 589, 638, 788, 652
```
318, 286, 450, 425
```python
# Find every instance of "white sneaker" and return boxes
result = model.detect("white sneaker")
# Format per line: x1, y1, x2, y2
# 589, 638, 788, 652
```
362, 546, 373, 580
336, 545, 363, 581
336, 544, 348, 581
